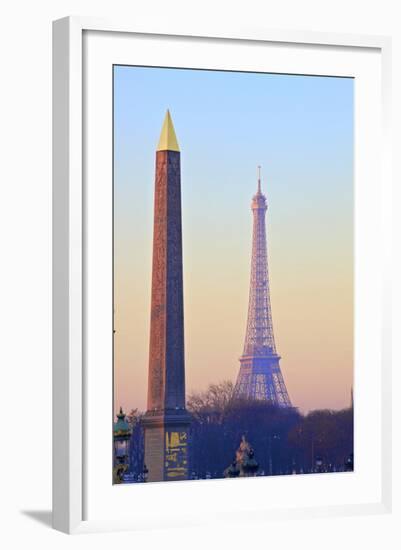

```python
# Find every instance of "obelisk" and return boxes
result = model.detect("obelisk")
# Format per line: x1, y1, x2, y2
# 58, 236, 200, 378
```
142, 110, 191, 482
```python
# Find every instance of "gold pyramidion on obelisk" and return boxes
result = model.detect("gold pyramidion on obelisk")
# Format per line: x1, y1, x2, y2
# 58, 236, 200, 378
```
142, 110, 191, 482
156, 109, 180, 152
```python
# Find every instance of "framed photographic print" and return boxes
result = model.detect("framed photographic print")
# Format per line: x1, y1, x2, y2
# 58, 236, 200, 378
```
52, 17, 392, 533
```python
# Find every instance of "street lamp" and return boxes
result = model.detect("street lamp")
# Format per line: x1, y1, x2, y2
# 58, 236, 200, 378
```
344, 453, 354, 472
113, 407, 132, 484
142, 463, 149, 482
268, 434, 280, 475
315, 456, 324, 473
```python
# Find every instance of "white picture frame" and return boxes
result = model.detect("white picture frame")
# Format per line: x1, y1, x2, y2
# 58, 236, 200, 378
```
52, 16, 392, 534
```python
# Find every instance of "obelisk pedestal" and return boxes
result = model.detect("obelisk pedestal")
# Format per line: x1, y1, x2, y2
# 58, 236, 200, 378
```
142, 111, 191, 482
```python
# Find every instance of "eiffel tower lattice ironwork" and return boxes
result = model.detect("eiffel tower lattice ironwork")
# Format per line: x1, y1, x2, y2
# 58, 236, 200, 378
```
234, 167, 292, 407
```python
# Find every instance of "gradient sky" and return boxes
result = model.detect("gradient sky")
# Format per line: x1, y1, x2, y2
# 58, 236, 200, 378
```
113, 66, 353, 415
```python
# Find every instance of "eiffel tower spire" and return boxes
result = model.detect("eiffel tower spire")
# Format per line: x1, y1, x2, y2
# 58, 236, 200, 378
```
234, 168, 292, 406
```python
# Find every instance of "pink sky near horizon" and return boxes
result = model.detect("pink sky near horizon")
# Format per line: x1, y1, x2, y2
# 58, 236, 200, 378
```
113, 180, 353, 415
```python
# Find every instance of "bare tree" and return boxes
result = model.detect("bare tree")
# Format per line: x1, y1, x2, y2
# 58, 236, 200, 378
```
187, 380, 235, 423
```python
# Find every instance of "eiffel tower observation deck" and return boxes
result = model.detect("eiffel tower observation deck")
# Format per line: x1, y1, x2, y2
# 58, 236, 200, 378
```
234, 167, 292, 407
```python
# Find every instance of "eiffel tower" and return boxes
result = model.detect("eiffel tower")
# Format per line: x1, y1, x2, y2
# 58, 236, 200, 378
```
234, 167, 292, 407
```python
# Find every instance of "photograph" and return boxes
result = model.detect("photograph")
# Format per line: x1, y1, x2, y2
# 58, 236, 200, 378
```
1, 0, 394, 543
112, 65, 354, 484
